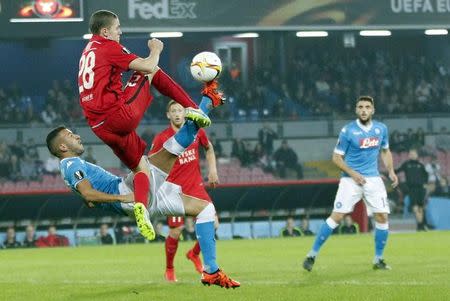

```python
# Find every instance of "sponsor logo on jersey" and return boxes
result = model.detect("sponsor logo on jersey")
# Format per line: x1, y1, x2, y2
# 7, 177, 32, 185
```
352, 131, 362, 135
178, 148, 196, 164
359, 137, 380, 149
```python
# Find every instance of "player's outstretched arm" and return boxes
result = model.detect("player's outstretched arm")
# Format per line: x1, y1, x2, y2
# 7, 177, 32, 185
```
380, 148, 398, 188
129, 38, 164, 74
332, 153, 366, 185
205, 142, 219, 188
76, 179, 134, 203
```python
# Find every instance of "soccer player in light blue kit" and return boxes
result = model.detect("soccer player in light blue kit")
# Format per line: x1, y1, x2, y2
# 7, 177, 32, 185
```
46, 83, 240, 288
303, 96, 398, 271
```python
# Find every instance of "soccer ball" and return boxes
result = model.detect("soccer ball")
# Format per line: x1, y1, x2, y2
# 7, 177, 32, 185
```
190, 52, 222, 82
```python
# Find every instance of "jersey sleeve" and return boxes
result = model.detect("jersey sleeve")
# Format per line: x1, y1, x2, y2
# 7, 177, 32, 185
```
62, 158, 87, 190
381, 124, 389, 149
198, 129, 210, 148
334, 127, 350, 155
149, 133, 165, 156
105, 42, 138, 71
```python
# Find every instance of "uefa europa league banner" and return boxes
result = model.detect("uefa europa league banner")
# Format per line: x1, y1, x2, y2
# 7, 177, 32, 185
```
87, 0, 450, 31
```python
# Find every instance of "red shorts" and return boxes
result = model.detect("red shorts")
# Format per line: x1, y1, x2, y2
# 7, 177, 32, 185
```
167, 216, 185, 228
181, 181, 212, 203
92, 73, 153, 170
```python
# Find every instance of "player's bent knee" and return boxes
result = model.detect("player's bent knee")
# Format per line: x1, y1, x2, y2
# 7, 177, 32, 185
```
169, 226, 183, 239
374, 213, 388, 223
196, 203, 216, 224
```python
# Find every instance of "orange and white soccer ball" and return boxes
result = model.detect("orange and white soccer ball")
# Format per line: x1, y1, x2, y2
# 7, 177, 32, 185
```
190, 52, 222, 82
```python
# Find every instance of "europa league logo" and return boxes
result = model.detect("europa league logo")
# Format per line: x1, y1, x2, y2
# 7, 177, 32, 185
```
33, 0, 61, 17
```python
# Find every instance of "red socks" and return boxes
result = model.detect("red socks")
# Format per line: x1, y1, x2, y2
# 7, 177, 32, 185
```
165, 236, 179, 269
133, 172, 149, 207
152, 69, 199, 109
192, 241, 201, 255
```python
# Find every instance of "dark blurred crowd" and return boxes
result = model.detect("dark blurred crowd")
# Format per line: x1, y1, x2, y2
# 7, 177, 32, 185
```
1, 49, 449, 126
1, 225, 69, 249
0, 80, 82, 125
219, 50, 450, 120
0, 138, 42, 182
229, 123, 304, 180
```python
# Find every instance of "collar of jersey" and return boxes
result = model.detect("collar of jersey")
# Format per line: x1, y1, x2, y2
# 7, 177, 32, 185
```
60, 156, 81, 164
356, 119, 373, 132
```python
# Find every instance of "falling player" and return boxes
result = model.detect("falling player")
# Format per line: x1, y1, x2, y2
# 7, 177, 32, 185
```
303, 96, 398, 271
77, 9, 210, 238
47, 86, 240, 288
150, 100, 219, 282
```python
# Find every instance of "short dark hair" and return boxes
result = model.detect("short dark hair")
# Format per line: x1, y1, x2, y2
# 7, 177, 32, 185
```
166, 100, 179, 112
89, 10, 118, 35
356, 95, 374, 106
46, 126, 67, 157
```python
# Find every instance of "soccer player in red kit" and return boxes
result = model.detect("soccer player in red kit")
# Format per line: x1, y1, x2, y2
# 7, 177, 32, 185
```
149, 100, 219, 282
77, 10, 210, 238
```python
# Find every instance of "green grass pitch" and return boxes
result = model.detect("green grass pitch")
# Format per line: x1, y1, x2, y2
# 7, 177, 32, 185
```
1, 232, 449, 300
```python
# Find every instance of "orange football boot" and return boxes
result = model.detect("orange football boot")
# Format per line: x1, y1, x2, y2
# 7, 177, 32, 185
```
201, 269, 240, 289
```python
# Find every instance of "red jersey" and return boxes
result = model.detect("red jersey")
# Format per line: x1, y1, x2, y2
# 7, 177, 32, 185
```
150, 127, 211, 200
78, 35, 139, 126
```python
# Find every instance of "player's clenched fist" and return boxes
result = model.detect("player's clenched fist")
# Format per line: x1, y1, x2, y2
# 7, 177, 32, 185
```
148, 38, 164, 53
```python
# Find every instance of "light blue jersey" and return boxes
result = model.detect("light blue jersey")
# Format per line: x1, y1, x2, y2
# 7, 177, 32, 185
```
60, 157, 127, 215
334, 119, 389, 177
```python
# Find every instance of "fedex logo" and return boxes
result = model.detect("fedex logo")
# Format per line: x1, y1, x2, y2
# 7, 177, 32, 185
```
128, 0, 197, 19
359, 137, 379, 149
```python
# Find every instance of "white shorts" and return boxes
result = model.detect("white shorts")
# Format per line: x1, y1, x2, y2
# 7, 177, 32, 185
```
333, 177, 390, 214
122, 162, 185, 219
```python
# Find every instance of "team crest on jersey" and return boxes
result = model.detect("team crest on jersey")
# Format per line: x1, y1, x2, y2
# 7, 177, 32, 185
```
359, 137, 380, 149
335, 202, 342, 209
375, 128, 381, 135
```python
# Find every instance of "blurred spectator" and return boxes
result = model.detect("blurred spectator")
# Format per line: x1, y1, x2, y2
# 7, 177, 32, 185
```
22, 225, 37, 248
182, 216, 197, 241
99, 224, 113, 245
415, 79, 433, 105
44, 156, 60, 175
300, 217, 314, 236
35, 225, 69, 247
414, 127, 426, 149
395, 149, 428, 231
389, 130, 404, 153
208, 132, 223, 158
435, 126, 450, 152
20, 153, 39, 182
425, 154, 447, 196
280, 217, 302, 237
338, 215, 359, 235
273, 140, 303, 179
83, 146, 97, 164
2, 226, 21, 249
41, 104, 59, 125
25, 138, 40, 161
231, 138, 251, 166
0, 141, 12, 180
258, 123, 278, 156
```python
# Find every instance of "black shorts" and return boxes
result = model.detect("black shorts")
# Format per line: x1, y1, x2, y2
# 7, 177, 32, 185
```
408, 186, 426, 207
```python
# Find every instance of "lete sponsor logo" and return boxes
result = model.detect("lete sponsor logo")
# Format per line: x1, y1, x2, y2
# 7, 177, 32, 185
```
359, 137, 380, 149
128, 0, 197, 20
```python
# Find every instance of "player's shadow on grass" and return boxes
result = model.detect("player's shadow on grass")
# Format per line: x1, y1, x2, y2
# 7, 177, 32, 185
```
298, 268, 375, 288
70, 284, 159, 299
